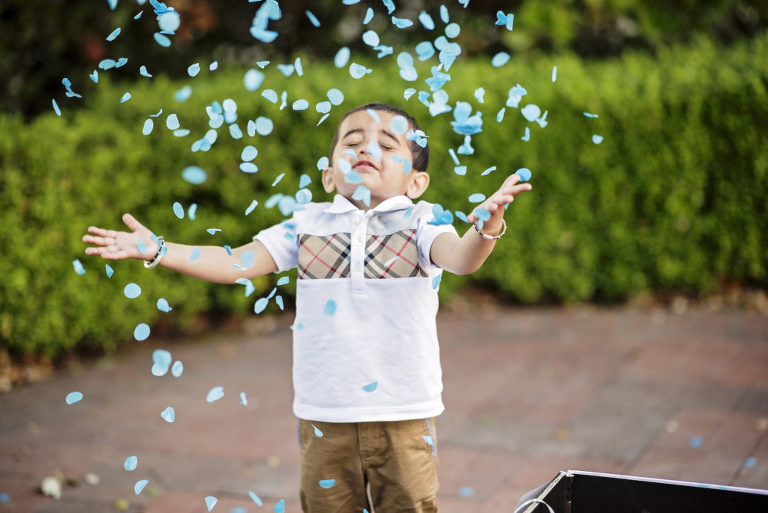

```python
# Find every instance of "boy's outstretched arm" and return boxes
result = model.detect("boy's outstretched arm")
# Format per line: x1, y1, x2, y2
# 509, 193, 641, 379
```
430, 172, 532, 275
83, 213, 277, 283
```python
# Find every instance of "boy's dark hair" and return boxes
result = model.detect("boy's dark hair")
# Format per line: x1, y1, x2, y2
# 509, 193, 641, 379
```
328, 102, 430, 172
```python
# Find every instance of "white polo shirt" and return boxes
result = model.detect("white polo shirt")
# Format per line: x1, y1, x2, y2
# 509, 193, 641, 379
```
254, 194, 458, 422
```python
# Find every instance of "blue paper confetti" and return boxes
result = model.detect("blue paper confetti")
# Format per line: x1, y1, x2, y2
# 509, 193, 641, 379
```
419, 11, 435, 30
312, 424, 324, 437
322, 91, 342, 110
134, 323, 150, 341
429, 204, 454, 225
491, 52, 510, 67
166, 113, 180, 130
552, 65, 557, 82
249, 491, 263, 506
244, 69, 265, 92
459, 486, 474, 497
255, 116, 274, 136
352, 185, 371, 206
521, 126, 530, 141
363, 30, 380, 47
254, 297, 269, 314
334, 47, 351, 68
592, 134, 604, 144
171, 360, 183, 377
305, 10, 320, 27
173, 202, 185, 219
189, 246, 201, 262
319, 479, 336, 489
72, 259, 85, 275
120, 92, 132, 103
423, 435, 433, 446
105, 264, 114, 278
362, 381, 378, 392
240, 163, 258, 174
206, 386, 224, 403
516, 168, 532, 181
468, 193, 486, 203
204, 497, 217, 513
274, 499, 285, 513
158, 10, 181, 33
151, 349, 172, 376
689, 436, 703, 448
392, 16, 413, 29
432, 274, 442, 289
245, 200, 259, 215
445, 22, 461, 38
124, 283, 142, 299
89, 70, 99, 82
160, 406, 175, 423
454, 165, 467, 176
134, 479, 149, 495
157, 298, 172, 312
481, 166, 497, 176
495, 11, 514, 31
584, 112, 599, 118
139, 65, 152, 78
292, 99, 309, 111
65, 391, 83, 405
240, 392, 248, 405
106, 27, 121, 41
124, 456, 138, 471
521, 104, 541, 122
181, 166, 206, 184
142, 119, 154, 135
349, 63, 372, 79
324, 299, 337, 315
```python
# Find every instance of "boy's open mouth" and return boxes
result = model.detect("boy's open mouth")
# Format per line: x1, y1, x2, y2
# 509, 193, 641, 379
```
353, 160, 379, 172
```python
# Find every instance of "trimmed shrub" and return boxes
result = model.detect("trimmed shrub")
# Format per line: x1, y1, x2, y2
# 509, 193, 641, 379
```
1, 34, 766, 359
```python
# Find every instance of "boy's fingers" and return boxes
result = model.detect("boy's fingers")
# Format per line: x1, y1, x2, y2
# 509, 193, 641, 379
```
122, 213, 144, 233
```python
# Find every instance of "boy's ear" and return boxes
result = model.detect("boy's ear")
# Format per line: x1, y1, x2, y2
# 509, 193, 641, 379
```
405, 171, 430, 200
321, 166, 336, 193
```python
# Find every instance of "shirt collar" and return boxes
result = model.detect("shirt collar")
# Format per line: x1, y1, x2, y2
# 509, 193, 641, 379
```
324, 194, 414, 215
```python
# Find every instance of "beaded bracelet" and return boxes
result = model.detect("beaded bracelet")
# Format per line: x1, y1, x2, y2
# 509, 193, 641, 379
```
474, 219, 506, 240
144, 236, 166, 269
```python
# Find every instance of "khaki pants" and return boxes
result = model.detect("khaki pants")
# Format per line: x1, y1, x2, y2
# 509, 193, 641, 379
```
298, 418, 439, 513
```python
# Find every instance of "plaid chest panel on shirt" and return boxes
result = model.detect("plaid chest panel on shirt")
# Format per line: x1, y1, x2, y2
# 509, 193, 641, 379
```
364, 229, 428, 278
297, 229, 426, 280
298, 233, 352, 279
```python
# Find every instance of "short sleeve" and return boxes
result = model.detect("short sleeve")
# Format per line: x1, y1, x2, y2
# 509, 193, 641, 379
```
253, 220, 299, 273
414, 203, 459, 273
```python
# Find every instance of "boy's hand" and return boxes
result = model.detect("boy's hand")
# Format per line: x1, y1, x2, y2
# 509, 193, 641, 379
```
466, 172, 532, 226
83, 213, 157, 261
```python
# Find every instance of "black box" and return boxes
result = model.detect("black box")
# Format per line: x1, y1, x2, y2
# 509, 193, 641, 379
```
517, 470, 768, 513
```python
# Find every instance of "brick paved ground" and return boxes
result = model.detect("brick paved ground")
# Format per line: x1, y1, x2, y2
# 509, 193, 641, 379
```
1, 305, 767, 512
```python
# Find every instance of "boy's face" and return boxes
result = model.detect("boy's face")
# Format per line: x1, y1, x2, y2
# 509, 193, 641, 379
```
322, 109, 429, 210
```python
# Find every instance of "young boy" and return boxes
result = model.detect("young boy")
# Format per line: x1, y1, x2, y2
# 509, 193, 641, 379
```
83, 102, 532, 512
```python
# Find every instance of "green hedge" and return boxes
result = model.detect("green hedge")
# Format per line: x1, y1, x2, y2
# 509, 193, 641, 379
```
1, 34, 766, 359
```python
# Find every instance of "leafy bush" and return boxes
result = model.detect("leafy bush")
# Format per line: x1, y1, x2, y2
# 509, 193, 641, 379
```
1, 33, 766, 359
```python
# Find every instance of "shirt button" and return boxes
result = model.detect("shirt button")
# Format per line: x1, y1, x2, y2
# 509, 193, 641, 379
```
353, 263, 363, 273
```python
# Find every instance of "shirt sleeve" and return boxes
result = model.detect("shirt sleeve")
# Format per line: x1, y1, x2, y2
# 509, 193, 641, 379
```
414, 203, 459, 273
253, 219, 299, 273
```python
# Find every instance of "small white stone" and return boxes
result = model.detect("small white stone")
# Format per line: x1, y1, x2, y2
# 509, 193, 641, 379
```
41, 476, 62, 499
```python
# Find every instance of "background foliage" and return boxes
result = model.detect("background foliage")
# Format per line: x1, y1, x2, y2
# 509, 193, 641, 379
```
1, 30, 766, 359
1, 0, 766, 118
